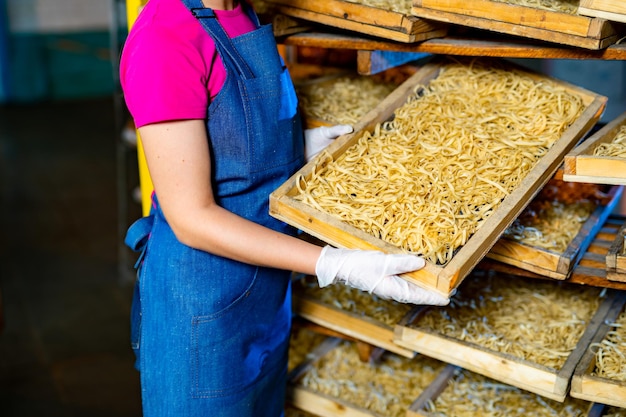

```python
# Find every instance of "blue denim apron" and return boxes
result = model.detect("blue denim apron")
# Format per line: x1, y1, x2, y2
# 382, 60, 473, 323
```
125, 0, 303, 415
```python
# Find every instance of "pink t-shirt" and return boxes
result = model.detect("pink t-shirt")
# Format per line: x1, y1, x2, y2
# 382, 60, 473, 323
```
120, 0, 256, 128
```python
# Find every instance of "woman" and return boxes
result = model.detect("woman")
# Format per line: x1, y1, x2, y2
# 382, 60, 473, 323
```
120, 0, 450, 415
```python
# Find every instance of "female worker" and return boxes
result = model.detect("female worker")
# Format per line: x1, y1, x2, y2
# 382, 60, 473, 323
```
120, 0, 450, 416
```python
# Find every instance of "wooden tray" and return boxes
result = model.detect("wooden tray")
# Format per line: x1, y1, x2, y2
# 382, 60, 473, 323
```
270, 59, 607, 297
606, 219, 626, 282
292, 274, 416, 358
265, 0, 448, 43
486, 185, 623, 280
407, 366, 594, 416
287, 338, 446, 417
579, 0, 626, 24
564, 111, 626, 185
411, 0, 625, 49
393, 274, 620, 402
479, 215, 626, 291
571, 291, 626, 409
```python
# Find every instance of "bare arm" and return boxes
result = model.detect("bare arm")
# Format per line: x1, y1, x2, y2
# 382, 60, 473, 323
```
138, 119, 322, 275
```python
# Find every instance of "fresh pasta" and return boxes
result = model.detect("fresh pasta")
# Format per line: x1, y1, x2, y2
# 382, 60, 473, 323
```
590, 309, 626, 381
297, 75, 397, 125
343, 0, 412, 14
413, 274, 603, 369
295, 59, 585, 264
491, 0, 579, 14
593, 125, 626, 158
426, 369, 590, 416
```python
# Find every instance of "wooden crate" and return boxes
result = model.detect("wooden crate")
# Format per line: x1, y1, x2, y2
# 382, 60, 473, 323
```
479, 215, 626, 291
265, 0, 447, 43
606, 219, 626, 282
411, 0, 625, 49
579, 0, 626, 24
571, 291, 626, 409
270, 59, 607, 297
287, 338, 447, 417
486, 184, 623, 280
407, 366, 594, 416
292, 274, 416, 358
564, 111, 626, 186
393, 274, 620, 402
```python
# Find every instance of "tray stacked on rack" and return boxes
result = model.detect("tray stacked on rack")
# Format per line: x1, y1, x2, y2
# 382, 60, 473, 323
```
565, 111, 626, 186
270, 57, 607, 297
407, 366, 594, 416
571, 291, 626, 409
393, 274, 621, 402
410, 0, 625, 49
579, 0, 626, 24
287, 337, 448, 417
606, 220, 626, 283
292, 274, 417, 358
486, 182, 623, 280
264, 0, 448, 43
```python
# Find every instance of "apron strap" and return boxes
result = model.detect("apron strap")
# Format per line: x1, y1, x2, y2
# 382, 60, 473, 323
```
180, 0, 256, 79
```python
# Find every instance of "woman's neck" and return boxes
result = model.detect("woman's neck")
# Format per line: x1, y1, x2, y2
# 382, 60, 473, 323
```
201, 0, 235, 10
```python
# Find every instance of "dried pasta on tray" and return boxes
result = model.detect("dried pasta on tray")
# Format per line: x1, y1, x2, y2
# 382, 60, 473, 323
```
270, 57, 607, 296
394, 273, 619, 401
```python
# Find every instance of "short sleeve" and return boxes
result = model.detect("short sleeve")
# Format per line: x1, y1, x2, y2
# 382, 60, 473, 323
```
120, 24, 211, 127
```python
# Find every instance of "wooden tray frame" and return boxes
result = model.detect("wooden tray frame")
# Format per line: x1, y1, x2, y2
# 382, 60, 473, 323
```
486, 185, 623, 280
606, 219, 626, 282
411, 0, 624, 49
292, 275, 416, 358
407, 365, 596, 417
579, 0, 626, 24
571, 291, 626, 409
270, 59, 607, 297
393, 281, 622, 402
564, 111, 626, 185
266, 0, 448, 43
287, 337, 446, 417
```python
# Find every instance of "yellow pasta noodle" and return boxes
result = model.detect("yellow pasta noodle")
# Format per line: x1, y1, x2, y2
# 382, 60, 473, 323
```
593, 125, 626, 158
413, 274, 602, 369
426, 369, 590, 416
491, 0, 579, 14
295, 59, 585, 264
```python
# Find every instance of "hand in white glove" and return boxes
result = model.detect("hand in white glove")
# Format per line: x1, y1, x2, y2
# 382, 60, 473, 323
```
315, 246, 450, 305
304, 124, 354, 162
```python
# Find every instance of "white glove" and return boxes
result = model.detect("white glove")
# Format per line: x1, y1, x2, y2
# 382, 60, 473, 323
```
304, 124, 353, 162
315, 246, 450, 305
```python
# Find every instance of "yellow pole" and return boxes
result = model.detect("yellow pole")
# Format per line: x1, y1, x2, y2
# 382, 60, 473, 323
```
126, 0, 154, 217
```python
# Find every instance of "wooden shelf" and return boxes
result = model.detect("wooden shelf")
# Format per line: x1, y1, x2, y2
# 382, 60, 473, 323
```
281, 31, 626, 60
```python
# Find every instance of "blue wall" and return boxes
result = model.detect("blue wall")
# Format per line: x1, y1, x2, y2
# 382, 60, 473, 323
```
0, 0, 9, 102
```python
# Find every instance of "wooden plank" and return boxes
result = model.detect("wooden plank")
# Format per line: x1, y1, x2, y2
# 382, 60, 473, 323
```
571, 291, 626, 409
411, 5, 622, 49
487, 185, 623, 280
406, 364, 461, 417
266, 0, 447, 43
606, 219, 626, 282
280, 32, 626, 61
564, 111, 626, 185
580, 0, 626, 24
412, 0, 602, 39
293, 294, 415, 358
271, 59, 607, 297
394, 281, 621, 402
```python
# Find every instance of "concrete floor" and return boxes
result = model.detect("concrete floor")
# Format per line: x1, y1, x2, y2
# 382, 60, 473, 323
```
0, 97, 143, 416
